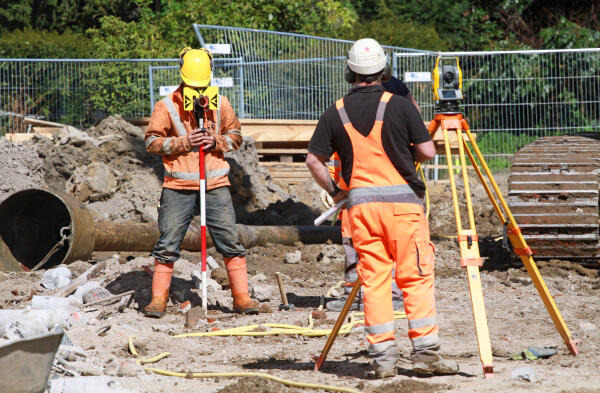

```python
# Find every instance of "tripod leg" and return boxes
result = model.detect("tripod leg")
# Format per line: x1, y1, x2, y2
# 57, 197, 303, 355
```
314, 277, 362, 371
462, 126, 578, 356
443, 125, 494, 377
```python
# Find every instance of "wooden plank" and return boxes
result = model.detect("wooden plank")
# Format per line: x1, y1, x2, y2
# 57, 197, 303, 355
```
240, 119, 317, 143
256, 148, 308, 155
23, 117, 66, 128
268, 172, 312, 178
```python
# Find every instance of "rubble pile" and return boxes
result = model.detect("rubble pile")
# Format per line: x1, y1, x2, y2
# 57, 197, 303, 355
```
0, 138, 45, 202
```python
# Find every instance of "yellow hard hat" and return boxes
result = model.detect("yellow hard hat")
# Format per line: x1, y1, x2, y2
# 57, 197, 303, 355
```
179, 47, 212, 87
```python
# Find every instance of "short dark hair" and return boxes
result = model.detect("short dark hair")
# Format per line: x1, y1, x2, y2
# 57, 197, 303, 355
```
356, 70, 383, 83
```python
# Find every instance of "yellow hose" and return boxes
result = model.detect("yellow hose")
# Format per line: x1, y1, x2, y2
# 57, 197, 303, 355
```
128, 336, 362, 393
128, 335, 171, 365
144, 368, 362, 393
175, 310, 406, 339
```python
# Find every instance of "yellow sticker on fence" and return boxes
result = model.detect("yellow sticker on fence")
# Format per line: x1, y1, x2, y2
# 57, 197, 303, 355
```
183, 86, 219, 111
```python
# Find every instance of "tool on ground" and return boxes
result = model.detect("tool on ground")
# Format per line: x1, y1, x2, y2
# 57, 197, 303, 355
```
314, 277, 362, 371
193, 94, 210, 313
314, 199, 346, 226
275, 272, 295, 311
314, 55, 578, 377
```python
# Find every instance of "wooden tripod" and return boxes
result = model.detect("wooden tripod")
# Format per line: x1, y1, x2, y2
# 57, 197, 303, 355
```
314, 111, 579, 377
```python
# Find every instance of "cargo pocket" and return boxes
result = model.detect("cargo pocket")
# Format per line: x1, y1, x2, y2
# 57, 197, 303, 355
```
416, 239, 435, 276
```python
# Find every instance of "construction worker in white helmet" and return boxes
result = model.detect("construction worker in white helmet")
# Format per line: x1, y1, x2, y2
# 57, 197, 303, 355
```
143, 47, 259, 318
307, 38, 458, 378
321, 61, 423, 313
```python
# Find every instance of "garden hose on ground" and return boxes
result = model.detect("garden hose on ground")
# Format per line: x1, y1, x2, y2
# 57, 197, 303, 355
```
128, 336, 362, 393
175, 281, 406, 339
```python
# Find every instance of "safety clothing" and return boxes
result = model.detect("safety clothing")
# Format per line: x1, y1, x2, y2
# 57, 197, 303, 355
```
225, 256, 259, 315
337, 91, 439, 371
145, 85, 242, 190
144, 260, 174, 318
347, 38, 387, 76
326, 152, 403, 312
319, 189, 334, 209
179, 47, 212, 87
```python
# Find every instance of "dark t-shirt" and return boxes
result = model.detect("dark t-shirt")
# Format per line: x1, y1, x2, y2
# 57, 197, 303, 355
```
308, 84, 430, 197
382, 76, 410, 97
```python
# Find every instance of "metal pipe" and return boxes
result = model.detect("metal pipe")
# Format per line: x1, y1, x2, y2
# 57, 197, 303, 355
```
0, 189, 341, 271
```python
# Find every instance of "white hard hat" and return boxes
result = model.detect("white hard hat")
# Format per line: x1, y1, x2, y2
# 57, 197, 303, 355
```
346, 38, 387, 75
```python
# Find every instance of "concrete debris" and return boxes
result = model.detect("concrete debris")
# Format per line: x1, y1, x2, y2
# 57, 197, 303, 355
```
284, 250, 302, 264
31, 296, 80, 310
249, 273, 267, 286
66, 162, 121, 203
0, 309, 81, 340
511, 366, 539, 382
251, 285, 272, 302
185, 306, 207, 328
73, 281, 109, 304
42, 266, 72, 290
49, 376, 133, 393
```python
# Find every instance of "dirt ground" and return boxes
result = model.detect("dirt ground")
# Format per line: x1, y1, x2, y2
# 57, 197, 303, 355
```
1, 178, 600, 392
1, 120, 599, 392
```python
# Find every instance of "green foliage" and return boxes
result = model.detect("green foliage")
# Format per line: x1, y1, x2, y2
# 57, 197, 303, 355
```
0, 28, 94, 58
0, 0, 32, 31
540, 18, 600, 49
382, 0, 503, 50
88, 0, 357, 58
345, 7, 447, 51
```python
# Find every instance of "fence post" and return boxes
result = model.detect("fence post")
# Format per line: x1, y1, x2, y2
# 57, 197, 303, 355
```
238, 58, 245, 118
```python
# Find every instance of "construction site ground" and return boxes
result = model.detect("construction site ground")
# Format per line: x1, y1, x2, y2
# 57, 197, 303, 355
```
0, 117, 599, 392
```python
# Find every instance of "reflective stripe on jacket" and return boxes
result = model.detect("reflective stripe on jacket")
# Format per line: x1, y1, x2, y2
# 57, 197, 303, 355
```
145, 84, 242, 190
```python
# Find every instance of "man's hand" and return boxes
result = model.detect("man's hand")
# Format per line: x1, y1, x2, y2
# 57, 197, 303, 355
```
187, 128, 216, 150
333, 190, 348, 204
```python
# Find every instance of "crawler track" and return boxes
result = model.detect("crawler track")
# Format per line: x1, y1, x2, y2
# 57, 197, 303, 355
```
508, 135, 600, 260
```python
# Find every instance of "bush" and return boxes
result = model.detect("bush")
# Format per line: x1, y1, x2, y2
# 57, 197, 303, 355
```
0, 28, 94, 58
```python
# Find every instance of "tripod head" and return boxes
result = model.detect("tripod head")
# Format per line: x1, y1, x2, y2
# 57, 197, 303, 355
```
432, 56, 463, 114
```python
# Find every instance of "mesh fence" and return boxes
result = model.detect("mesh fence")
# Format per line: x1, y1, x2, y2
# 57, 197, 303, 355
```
396, 49, 600, 175
1, 25, 599, 178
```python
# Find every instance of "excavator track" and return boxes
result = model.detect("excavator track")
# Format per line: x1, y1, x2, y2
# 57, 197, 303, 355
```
508, 135, 600, 260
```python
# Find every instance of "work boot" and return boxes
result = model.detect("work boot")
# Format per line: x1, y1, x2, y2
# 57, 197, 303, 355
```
411, 349, 459, 375
371, 342, 398, 379
144, 260, 174, 318
225, 256, 259, 315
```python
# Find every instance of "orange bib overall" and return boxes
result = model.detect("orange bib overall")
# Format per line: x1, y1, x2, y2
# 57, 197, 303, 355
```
336, 92, 439, 359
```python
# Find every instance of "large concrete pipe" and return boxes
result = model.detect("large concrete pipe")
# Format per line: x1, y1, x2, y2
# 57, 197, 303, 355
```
0, 189, 341, 271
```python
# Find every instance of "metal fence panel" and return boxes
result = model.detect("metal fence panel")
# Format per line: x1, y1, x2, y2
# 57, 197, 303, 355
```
0, 59, 177, 134
395, 49, 600, 176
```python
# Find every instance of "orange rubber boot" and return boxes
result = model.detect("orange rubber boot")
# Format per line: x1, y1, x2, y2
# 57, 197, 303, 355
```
225, 256, 259, 315
144, 260, 174, 318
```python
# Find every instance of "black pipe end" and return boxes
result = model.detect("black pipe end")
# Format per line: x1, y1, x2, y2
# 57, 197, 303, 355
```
0, 189, 71, 270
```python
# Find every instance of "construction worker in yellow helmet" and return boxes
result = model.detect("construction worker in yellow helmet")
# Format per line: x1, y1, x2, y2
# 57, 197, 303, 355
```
143, 47, 259, 318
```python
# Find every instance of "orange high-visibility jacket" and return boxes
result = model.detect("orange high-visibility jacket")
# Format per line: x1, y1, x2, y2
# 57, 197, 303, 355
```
145, 84, 242, 190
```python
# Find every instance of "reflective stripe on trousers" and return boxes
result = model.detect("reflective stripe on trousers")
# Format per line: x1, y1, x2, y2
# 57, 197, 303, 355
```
351, 201, 439, 353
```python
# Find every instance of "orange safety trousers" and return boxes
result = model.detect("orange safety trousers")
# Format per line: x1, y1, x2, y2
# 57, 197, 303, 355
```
336, 91, 439, 355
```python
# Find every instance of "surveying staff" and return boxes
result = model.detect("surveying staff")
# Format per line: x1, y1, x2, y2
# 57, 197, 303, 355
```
306, 38, 458, 378
143, 47, 258, 318
322, 76, 421, 312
